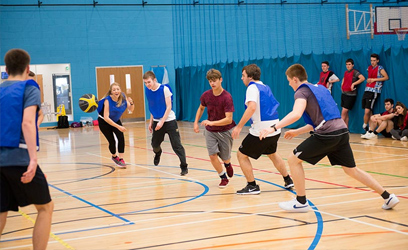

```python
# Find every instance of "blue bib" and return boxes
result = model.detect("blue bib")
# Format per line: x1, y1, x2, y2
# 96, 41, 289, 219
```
297, 83, 341, 129
97, 94, 127, 122
247, 82, 279, 123
145, 84, 173, 119
0, 80, 40, 149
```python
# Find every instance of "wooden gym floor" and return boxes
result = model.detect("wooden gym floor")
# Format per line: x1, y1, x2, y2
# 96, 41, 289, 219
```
1, 121, 407, 249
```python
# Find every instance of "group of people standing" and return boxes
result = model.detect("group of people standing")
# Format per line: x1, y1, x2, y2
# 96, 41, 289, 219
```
317, 54, 407, 141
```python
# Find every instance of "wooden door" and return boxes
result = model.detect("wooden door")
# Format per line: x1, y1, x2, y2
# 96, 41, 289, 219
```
96, 66, 145, 121
35, 74, 44, 103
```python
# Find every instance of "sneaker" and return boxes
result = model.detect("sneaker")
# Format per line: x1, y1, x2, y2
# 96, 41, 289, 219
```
112, 156, 121, 165
117, 158, 126, 168
279, 198, 310, 212
236, 184, 260, 195
218, 178, 229, 188
364, 132, 377, 140
284, 177, 294, 189
225, 165, 234, 178
361, 131, 370, 138
382, 193, 400, 210
392, 135, 397, 140
154, 150, 162, 166
401, 136, 408, 142
180, 167, 188, 176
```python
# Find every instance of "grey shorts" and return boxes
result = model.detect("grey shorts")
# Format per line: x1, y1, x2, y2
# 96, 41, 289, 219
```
204, 128, 233, 161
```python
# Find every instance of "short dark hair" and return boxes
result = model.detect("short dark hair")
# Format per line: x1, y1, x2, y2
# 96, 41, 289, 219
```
206, 69, 222, 81
28, 71, 35, 77
4, 49, 30, 76
242, 64, 261, 81
371, 53, 379, 60
384, 98, 394, 105
143, 71, 156, 80
322, 61, 329, 66
286, 64, 308, 82
346, 58, 354, 65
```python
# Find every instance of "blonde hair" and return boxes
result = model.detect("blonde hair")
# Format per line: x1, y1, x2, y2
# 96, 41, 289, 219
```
103, 82, 124, 107
286, 64, 308, 82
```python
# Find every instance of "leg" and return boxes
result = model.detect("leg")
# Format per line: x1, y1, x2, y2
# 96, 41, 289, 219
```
0, 212, 7, 237
166, 121, 187, 167
267, 152, 288, 177
98, 118, 117, 156
342, 167, 385, 194
209, 154, 223, 174
151, 121, 166, 154
112, 123, 125, 159
287, 153, 306, 196
237, 151, 255, 182
385, 120, 394, 133
33, 201, 54, 250
390, 129, 402, 140
341, 108, 349, 127
375, 120, 388, 133
364, 108, 372, 125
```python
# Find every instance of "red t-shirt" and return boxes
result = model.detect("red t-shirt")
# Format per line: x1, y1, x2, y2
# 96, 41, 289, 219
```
200, 89, 236, 132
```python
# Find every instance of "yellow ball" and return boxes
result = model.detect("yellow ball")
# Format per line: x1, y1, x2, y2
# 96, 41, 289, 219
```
79, 94, 98, 113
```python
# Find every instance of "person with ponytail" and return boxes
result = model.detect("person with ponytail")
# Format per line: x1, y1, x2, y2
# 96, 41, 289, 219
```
390, 102, 408, 141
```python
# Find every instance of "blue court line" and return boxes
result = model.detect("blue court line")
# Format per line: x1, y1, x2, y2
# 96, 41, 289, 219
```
254, 178, 323, 250
49, 183, 134, 224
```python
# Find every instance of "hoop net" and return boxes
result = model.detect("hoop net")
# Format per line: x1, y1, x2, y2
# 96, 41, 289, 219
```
394, 28, 408, 41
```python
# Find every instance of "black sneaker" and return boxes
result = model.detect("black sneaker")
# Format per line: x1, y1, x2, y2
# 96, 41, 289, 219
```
284, 177, 294, 189
180, 167, 188, 176
236, 184, 260, 195
154, 150, 162, 166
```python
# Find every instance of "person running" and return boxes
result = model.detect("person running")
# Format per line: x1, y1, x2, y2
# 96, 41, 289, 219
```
143, 71, 188, 176
231, 64, 294, 195
194, 69, 235, 188
97, 82, 134, 168
259, 64, 399, 212
0, 48, 54, 249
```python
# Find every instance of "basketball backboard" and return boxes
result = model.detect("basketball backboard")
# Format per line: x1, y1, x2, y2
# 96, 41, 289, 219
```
375, 6, 408, 34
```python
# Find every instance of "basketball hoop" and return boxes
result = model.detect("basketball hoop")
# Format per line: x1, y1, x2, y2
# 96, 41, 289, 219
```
394, 28, 408, 41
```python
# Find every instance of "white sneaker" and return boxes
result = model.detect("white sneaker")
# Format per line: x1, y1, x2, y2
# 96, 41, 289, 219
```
279, 198, 310, 212
361, 131, 370, 138
391, 135, 397, 140
401, 136, 408, 142
382, 194, 400, 210
365, 132, 377, 140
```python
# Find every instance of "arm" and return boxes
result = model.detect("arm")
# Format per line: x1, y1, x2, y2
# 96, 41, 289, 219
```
21, 106, 38, 183
155, 95, 172, 131
148, 114, 153, 133
201, 112, 233, 127
374, 113, 396, 121
103, 99, 126, 132
367, 69, 389, 83
259, 98, 307, 139
194, 104, 205, 133
126, 96, 134, 113
231, 101, 256, 139
351, 74, 365, 90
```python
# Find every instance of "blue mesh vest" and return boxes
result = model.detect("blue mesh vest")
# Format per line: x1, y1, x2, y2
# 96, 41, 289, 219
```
247, 82, 279, 123
97, 94, 127, 122
0, 80, 40, 149
145, 84, 173, 119
297, 83, 341, 129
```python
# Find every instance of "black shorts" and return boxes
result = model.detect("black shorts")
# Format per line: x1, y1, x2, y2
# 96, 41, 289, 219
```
341, 94, 357, 110
380, 130, 392, 138
362, 91, 379, 110
239, 133, 280, 159
1, 165, 52, 212
293, 129, 356, 167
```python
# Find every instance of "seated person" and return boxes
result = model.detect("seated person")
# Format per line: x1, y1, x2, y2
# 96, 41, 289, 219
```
362, 98, 395, 139
390, 101, 408, 141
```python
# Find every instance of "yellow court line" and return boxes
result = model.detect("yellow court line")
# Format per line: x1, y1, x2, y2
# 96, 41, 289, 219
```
18, 210, 75, 250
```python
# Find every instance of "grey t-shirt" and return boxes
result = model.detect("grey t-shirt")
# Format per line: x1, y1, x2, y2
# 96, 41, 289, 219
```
0, 81, 41, 167
295, 86, 347, 134
342, 69, 362, 96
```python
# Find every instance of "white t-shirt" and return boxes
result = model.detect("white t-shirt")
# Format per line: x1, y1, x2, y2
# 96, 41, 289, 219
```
152, 84, 176, 122
245, 81, 280, 137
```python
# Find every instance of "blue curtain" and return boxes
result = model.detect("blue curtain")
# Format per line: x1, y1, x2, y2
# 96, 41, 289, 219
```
176, 46, 408, 134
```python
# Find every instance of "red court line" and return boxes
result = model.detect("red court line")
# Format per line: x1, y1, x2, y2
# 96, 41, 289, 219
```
130, 145, 408, 200
190, 229, 408, 250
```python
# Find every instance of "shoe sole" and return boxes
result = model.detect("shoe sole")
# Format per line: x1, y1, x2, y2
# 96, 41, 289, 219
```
236, 191, 261, 195
285, 184, 294, 189
115, 163, 126, 169
219, 185, 227, 189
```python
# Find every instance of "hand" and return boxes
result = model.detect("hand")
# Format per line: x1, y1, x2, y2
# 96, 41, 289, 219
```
127, 96, 133, 104
194, 123, 200, 133
155, 120, 164, 131
351, 83, 356, 91
21, 161, 37, 183
259, 128, 274, 140
231, 126, 241, 139
201, 120, 212, 127
148, 123, 153, 133
118, 125, 127, 132
367, 78, 373, 83
284, 130, 298, 140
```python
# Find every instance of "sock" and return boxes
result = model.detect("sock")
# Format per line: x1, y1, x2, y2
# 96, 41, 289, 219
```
219, 171, 227, 179
363, 123, 367, 129
296, 195, 307, 205
381, 191, 390, 199
374, 131, 379, 135
248, 181, 256, 186
283, 175, 291, 181
224, 162, 231, 168
368, 130, 373, 133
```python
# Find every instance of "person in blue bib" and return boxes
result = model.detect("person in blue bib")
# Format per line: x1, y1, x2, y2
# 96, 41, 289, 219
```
143, 71, 188, 176
260, 64, 399, 212
231, 64, 294, 195
0, 49, 53, 249
97, 82, 134, 168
